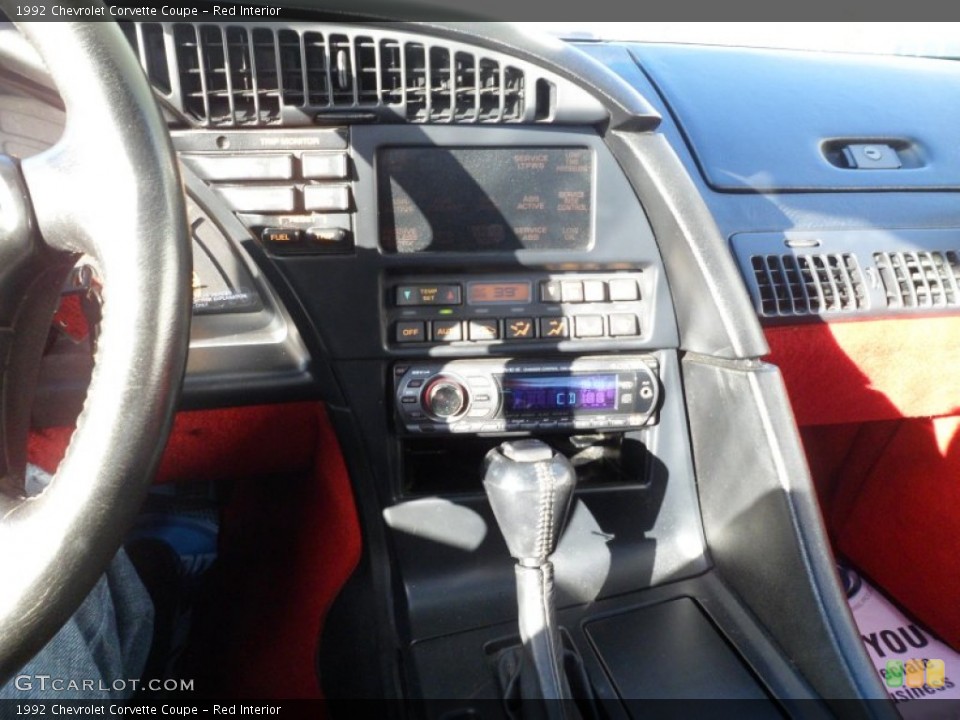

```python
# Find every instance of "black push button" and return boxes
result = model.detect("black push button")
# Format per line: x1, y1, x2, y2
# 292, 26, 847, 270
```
574, 315, 604, 338
432, 321, 463, 342
262, 227, 303, 246
305, 227, 353, 253
396, 285, 462, 306
505, 318, 536, 340
540, 281, 562, 303
396, 322, 426, 343
469, 319, 500, 341
608, 313, 640, 337
539, 317, 570, 339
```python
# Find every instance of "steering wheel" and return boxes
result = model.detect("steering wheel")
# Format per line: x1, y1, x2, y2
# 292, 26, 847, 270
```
0, 18, 190, 684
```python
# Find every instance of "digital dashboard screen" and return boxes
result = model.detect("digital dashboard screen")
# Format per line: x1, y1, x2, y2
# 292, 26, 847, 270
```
378, 147, 593, 253
467, 282, 532, 305
502, 374, 618, 414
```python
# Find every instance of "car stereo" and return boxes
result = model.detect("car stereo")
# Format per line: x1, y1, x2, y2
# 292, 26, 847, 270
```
394, 355, 659, 435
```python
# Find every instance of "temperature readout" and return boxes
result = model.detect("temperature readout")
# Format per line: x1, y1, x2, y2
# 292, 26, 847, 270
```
467, 282, 532, 305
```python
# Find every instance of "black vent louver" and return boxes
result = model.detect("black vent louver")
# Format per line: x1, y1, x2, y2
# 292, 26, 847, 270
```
874, 251, 960, 309
121, 22, 171, 94
168, 24, 282, 126
751, 253, 867, 316
124, 23, 533, 127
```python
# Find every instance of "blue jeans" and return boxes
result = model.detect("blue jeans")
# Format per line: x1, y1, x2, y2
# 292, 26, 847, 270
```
0, 550, 154, 700
0, 466, 155, 701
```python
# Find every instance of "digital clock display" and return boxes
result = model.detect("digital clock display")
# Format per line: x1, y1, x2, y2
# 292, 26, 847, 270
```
502, 374, 619, 414
467, 282, 532, 305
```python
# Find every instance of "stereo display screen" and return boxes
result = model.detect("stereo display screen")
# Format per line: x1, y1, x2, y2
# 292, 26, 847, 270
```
502, 374, 619, 414
378, 147, 593, 253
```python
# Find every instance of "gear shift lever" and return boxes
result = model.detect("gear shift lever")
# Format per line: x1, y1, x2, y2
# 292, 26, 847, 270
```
483, 439, 578, 705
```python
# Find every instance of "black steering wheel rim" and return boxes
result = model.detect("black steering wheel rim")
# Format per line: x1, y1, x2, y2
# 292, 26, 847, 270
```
0, 17, 190, 684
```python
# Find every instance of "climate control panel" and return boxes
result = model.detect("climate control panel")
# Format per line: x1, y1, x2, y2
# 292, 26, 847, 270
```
386, 271, 647, 349
394, 355, 660, 435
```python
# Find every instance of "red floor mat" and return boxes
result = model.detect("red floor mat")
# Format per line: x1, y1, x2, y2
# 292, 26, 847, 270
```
185, 403, 361, 698
828, 416, 960, 651
28, 402, 362, 698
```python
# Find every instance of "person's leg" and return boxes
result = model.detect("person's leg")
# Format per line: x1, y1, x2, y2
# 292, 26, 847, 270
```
0, 467, 154, 700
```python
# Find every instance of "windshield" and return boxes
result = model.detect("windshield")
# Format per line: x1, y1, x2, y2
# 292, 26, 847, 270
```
535, 22, 960, 60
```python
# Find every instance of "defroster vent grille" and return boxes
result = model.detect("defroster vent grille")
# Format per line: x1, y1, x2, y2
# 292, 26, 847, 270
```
125, 22, 530, 127
874, 251, 960, 309
750, 253, 867, 317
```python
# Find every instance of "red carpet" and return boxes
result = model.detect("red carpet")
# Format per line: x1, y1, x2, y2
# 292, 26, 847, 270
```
832, 417, 960, 650
28, 403, 362, 698
767, 320, 960, 650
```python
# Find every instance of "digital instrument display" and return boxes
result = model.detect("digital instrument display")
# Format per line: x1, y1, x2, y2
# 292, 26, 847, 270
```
378, 147, 593, 253
502, 374, 619, 413
467, 282, 532, 305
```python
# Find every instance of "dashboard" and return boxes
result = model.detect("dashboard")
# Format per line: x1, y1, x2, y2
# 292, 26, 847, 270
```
4, 15, 959, 712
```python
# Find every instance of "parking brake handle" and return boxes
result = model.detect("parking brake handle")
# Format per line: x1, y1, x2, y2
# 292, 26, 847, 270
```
483, 439, 578, 712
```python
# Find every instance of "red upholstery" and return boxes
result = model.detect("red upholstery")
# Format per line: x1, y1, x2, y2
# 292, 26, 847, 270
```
28, 403, 318, 483
766, 317, 960, 426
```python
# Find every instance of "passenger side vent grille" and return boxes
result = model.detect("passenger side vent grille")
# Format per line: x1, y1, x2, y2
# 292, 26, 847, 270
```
750, 253, 867, 317
874, 251, 960, 309
122, 23, 536, 127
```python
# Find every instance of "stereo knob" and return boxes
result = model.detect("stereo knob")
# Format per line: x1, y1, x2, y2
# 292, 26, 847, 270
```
423, 376, 469, 419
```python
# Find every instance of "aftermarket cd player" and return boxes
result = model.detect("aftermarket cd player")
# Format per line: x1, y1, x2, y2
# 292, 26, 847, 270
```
394, 355, 659, 435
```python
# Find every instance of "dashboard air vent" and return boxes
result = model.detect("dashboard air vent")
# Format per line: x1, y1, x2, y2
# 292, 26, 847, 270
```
168, 24, 283, 126
874, 251, 960, 309
750, 253, 867, 317
118, 22, 561, 128
119, 22, 171, 94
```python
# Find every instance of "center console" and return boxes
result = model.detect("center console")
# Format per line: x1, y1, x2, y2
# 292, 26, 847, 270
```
175, 120, 802, 711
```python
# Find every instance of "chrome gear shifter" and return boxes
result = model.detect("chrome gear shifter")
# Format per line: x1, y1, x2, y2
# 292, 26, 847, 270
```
483, 439, 578, 708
